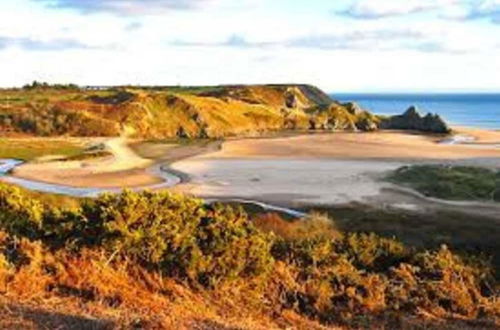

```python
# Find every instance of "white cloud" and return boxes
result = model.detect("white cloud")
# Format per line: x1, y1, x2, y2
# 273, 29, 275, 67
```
337, 0, 476, 19
33, 0, 261, 15
0, 0, 498, 91
339, 0, 442, 18
34, 0, 214, 15
468, 0, 500, 22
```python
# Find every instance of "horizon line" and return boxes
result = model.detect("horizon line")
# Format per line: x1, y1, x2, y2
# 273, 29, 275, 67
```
1, 82, 500, 94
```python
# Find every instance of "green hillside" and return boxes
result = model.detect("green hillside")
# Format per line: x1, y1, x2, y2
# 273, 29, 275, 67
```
0, 83, 380, 138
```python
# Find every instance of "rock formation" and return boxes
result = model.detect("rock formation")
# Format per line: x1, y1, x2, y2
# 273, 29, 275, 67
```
380, 106, 450, 134
343, 102, 364, 116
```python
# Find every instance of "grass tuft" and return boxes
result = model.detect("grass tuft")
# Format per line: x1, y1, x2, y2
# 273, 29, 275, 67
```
388, 165, 500, 202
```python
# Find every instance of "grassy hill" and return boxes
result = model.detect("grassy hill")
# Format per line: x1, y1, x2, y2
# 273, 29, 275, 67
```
0, 84, 379, 138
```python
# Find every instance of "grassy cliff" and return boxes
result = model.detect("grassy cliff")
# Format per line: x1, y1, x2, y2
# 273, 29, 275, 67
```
0, 84, 379, 138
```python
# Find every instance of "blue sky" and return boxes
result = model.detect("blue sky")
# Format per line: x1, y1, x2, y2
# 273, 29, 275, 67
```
0, 0, 499, 92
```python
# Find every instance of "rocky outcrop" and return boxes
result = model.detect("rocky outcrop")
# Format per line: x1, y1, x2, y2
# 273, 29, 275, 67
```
380, 106, 450, 134
284, 89, 299, 108
357, 117, 378, 131
343, 102, 364, 116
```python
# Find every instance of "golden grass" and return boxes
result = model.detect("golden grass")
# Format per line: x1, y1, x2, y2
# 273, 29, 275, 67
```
0, 138, 85, 161
0, 233, 319, 329
253, 212, 341, 240
179, 94, 284, 137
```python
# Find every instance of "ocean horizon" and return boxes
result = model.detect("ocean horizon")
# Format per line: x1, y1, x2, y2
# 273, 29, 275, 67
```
334, 93, 500, 130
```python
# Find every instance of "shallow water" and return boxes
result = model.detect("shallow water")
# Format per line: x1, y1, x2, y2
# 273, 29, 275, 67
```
0, 159, 181, 197
0, 158, 305, 217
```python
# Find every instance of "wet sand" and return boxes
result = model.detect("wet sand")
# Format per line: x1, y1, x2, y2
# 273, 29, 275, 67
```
170, 129, 500, 216
171, 159, 405, 206
209, 129, 500, 160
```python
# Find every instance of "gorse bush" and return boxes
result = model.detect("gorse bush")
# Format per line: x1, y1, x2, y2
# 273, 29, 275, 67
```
271, 234, 498, 325
0, 183, 498, 328
0, 185, 273, 287
0, 184, 44, 239
80, 191, 274, 286
271, 234, 405, 324
338, 232, 408, 272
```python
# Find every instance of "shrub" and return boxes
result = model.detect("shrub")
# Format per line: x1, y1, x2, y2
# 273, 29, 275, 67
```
0, 184, 44, 239
0, 184, 498, 327
71, 190, 274, 287
272, 236, 388, 324
254, 212, 341, 240
337, 233, 409, 272
272, 232, 498, 325
387, 245, 498, 318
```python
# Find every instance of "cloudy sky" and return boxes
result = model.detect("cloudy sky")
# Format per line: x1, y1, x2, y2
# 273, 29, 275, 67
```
0, 0, 499, 92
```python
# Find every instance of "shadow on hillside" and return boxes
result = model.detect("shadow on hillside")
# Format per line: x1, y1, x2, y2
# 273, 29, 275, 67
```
1, 303, 114, 330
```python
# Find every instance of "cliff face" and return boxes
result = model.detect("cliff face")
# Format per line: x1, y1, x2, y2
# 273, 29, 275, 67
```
380, 106, 450, 134
0, 85, 379, 138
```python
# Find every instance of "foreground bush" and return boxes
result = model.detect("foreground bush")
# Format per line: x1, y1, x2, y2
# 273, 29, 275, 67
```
0, 186, 273, 287
0, 184, 498, 328
81, 191, 274, 286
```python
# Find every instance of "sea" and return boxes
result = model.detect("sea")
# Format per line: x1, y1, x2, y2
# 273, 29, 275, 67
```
333, 93, 500, 130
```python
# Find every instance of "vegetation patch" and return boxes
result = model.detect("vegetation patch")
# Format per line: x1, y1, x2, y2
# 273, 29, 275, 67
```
388, 165, 500, 202
0, 139, 84, 161
60, 150, 112, 162
305, 204, 500, 277
0, 185, 498, 328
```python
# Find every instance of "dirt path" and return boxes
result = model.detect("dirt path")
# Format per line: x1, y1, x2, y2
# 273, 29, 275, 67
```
101, 137, 152, 172
11, 137, 159, 188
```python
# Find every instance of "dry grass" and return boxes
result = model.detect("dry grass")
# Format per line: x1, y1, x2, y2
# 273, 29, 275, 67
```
254, 212, 341, 240
0, 138, 85, 161
0, 233, 320, 329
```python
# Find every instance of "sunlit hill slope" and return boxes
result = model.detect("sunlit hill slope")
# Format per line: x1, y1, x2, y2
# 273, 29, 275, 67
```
0, 84, 380, 138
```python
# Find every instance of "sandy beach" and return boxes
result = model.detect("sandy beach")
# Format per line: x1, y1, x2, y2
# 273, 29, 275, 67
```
208, 129, 500, 160
4, 129, 499, 214
171, 158, 405, 205
169, 128, 500, 216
